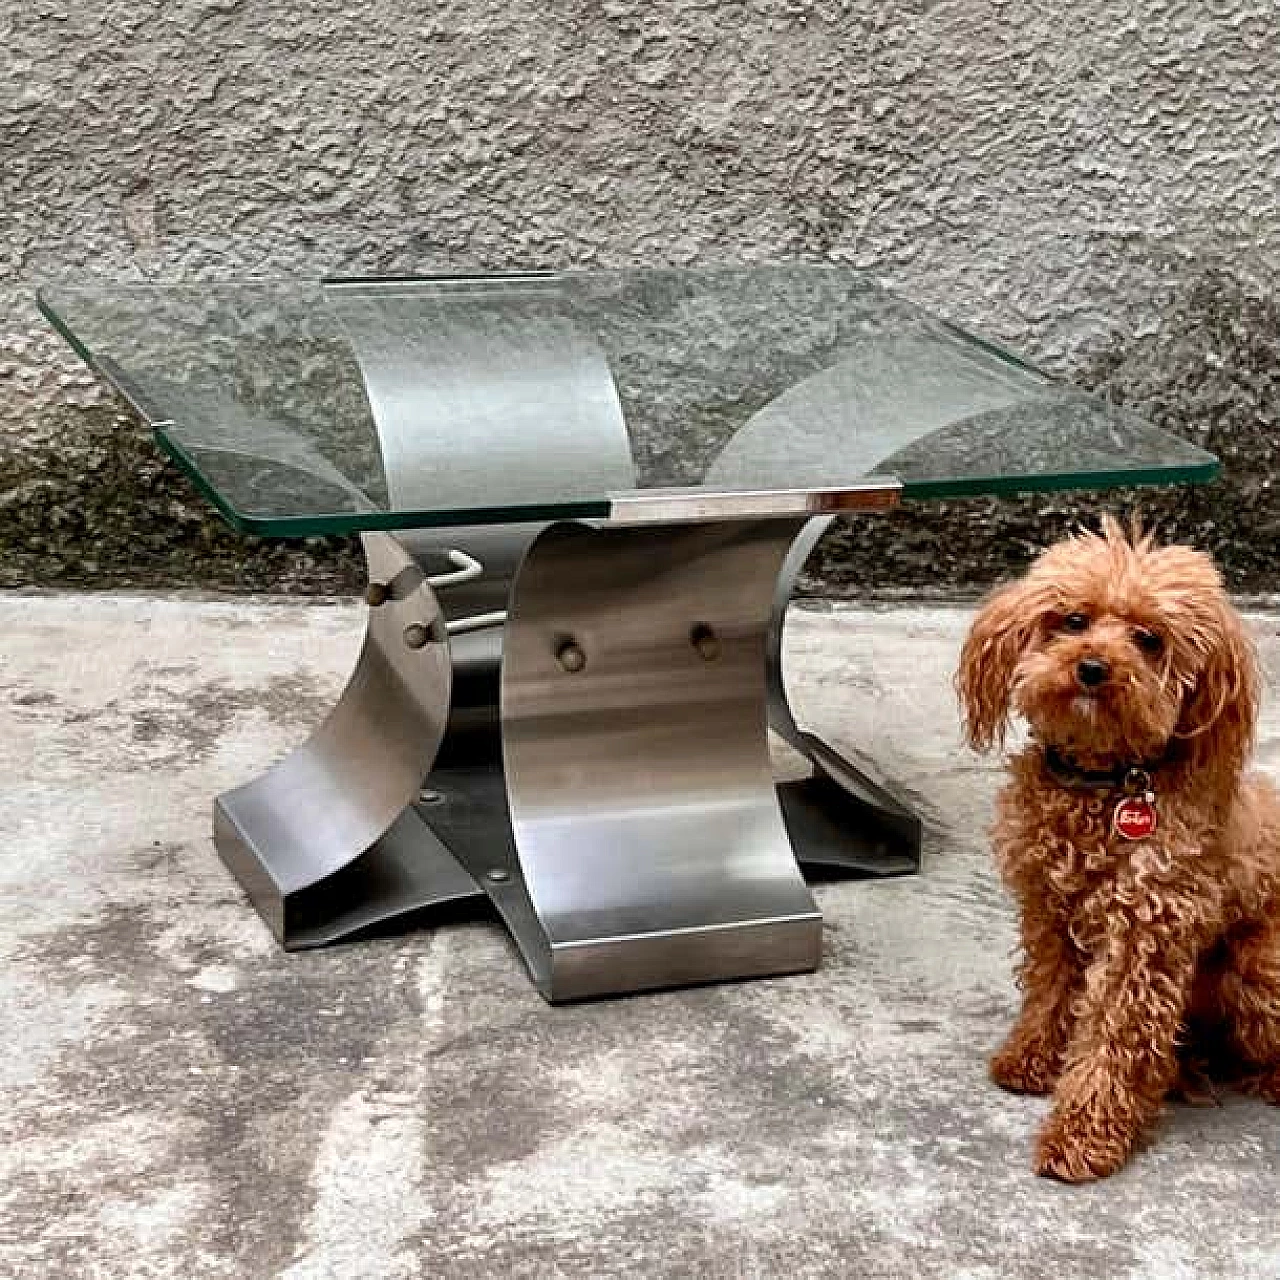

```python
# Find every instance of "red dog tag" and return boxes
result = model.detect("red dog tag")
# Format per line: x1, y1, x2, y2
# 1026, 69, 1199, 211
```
1113, 794, 1158, 841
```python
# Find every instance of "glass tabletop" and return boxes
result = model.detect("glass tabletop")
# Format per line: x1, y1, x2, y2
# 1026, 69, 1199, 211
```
39, 266, 1218, 534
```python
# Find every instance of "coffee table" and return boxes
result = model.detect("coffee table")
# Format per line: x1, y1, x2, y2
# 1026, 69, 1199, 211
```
40, 266, 1218, 1001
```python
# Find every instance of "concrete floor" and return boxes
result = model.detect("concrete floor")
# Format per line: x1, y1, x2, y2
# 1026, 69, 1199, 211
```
3, 594, 1280, 1279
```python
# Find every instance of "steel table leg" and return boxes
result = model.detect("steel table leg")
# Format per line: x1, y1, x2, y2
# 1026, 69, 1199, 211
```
212, 533, 485, 949
418, 518, 823, 1001
213, 514, 922, 998
766, 515, 923, 878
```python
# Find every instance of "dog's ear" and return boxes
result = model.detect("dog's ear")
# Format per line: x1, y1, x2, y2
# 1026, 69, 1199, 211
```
1175, 595, 1259, 785
956, 580, 1042, 753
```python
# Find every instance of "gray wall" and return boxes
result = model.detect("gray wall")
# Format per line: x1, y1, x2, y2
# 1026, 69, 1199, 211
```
3, 0, 1277, 601
4, 0, 1276, 439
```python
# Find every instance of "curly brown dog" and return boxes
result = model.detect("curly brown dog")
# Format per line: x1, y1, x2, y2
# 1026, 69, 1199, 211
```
956, 516, 1280, 1182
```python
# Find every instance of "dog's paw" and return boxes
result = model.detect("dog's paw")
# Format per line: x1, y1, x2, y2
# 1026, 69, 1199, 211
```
990, 1037, 1060, 1095
1033, 1106, 1134, 1183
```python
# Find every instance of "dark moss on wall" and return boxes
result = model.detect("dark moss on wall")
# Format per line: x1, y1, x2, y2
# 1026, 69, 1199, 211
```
807, 270, 1279, 596
2, 270, 1275, 597
0, 404, 365, 594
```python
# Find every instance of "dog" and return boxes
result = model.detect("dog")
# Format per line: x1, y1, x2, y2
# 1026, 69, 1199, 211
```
956, 516, 1280, 1181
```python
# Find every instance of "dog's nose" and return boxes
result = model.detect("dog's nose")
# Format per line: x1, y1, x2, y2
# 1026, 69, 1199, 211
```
1077, 658, 1110, 688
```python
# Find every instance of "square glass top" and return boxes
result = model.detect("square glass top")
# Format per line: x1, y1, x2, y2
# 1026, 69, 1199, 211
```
39, 266, 1218, 534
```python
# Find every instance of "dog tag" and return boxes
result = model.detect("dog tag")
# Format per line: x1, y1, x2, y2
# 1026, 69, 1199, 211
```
1113, 793, 1158, 841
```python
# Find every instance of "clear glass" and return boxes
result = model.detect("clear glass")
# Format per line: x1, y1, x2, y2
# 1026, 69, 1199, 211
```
39, 266, 1218, 534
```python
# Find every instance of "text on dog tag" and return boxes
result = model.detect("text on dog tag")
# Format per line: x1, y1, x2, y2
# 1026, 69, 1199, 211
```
1113, 794, 1158, 841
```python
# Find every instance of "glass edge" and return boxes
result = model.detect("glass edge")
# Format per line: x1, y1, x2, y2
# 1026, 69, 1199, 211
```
154, 425, 611, 536
239, 501, 614, 537
322, 269, 560, 288
156, 425, 1222, 535
152, 429, 259, 534
36, 288, 99, 372
900, 458, 1222, 501
933, 315, 1050, 380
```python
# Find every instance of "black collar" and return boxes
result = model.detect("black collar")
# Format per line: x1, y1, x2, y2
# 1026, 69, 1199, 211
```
1042, 744, 1163, 793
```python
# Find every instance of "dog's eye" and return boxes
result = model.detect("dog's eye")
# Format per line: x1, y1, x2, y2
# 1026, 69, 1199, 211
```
1134, 628, 1164, 655
1061, 612, 1090, 633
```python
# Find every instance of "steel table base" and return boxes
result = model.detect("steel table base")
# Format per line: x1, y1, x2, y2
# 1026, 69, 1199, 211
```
212, 517, 922, 1002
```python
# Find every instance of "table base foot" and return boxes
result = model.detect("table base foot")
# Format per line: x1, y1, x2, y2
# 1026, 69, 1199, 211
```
418, 752, 821, 1002
212, 533, 458, 950
419, 518, 826, 1002
216, 801, 487, 950
779, 732, 922, 879
767, 515, 923, 880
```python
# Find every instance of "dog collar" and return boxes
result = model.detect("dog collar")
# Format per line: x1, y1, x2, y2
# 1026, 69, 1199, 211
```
1042, 745, 1157, 791
1042, 745, 1161, 841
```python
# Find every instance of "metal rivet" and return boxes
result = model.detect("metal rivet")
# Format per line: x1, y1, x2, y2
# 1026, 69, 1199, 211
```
403, 622, 430, 650
556, 640, 586, 673
486, 868, 511, 883
365, 582, 390, 607
691, 624, 721, 661
418, 789, 443, 805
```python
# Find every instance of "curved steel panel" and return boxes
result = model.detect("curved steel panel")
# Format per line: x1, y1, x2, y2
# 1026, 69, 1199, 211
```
213, 533, 459, 944
325, 277, 637, 621
765, 515, 923, 878
499, 519, 822, 1000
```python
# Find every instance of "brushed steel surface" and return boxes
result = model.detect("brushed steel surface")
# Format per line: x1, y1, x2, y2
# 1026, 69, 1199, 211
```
499, 519, 823, 1000
212, 511, 921, 979
213, 532, 482, 947
326, 275, 636, 622
605, 479, 901, 525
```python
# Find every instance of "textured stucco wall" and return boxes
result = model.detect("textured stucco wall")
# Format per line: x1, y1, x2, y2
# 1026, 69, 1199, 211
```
5, 0, 1277, 420
1, 0, 1277, 590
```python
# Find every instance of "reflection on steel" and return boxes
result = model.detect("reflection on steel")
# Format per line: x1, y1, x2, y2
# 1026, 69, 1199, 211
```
605, 480, 901, 525
495, 520, 822, 999
324, 276, 635, 517
326, 274, 636, 622
770, 516, 841, 751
